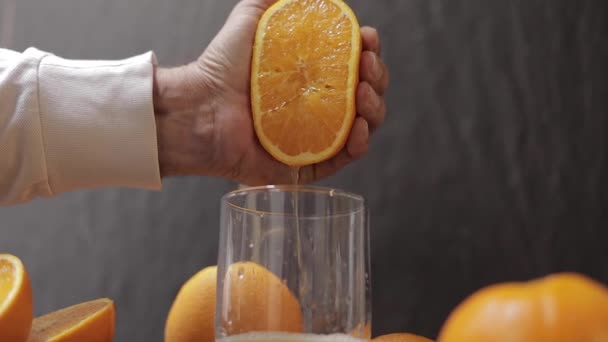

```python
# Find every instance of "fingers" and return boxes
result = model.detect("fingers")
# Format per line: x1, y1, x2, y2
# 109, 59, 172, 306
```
360, 51, 389, 96
300, 151, 352, 183
358, 26, 389, 133
361, 26, 381, 55
346, 117, 370, 157
360, 26, 389, 96
299, 118, 369, 182
356, 82, 385, 132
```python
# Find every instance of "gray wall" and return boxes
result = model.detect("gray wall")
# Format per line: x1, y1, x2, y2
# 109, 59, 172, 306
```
2, 0, 608, 341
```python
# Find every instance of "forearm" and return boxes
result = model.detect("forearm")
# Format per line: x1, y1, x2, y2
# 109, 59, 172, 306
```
0, 48, 51, 205
0, 48, 161, 206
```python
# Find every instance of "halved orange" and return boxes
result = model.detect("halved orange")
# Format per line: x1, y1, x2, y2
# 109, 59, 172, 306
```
251, 0, 362, 166
29, 298, 115, 342
0, 254, 33, 342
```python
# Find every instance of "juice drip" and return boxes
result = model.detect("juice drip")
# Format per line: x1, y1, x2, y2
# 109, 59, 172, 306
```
290, 166, 312, 329
290, 166, 300, 185
290, 166, 303, 273
291, 166, 305, 272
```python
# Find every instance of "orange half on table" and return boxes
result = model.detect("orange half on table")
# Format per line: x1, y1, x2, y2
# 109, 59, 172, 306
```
29, 298, 115, 342
251, 0, 362, 166
0, 254, 33, 342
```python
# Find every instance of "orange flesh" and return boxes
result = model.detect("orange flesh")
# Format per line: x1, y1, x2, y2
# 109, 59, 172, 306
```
257, 0, 355, 157
0, 259, 15, 305
31, 299, 110, 338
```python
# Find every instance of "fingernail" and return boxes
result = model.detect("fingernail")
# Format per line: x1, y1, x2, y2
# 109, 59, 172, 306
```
371, 55, 382, 81
369, 85, 380, 107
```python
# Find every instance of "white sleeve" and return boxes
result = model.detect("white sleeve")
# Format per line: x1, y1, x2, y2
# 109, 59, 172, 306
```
0, 48, 162, 206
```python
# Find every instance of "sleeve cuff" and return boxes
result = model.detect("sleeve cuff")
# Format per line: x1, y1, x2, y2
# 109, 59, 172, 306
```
33, 49, 162, 193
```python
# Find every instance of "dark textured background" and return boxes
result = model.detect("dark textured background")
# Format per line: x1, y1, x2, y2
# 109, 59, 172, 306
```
2, 0, 608, 340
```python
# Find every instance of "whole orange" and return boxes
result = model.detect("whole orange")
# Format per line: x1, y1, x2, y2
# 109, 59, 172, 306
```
165, 263, 302, 342
438, 273, 608, 342
165, 266, 217, 342
220, 262, 303, 335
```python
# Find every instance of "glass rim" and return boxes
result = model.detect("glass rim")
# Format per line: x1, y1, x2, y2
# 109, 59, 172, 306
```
222, 185, 365, 218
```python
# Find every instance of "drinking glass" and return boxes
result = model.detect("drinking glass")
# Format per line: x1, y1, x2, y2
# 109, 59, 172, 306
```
216, 185, 371, 342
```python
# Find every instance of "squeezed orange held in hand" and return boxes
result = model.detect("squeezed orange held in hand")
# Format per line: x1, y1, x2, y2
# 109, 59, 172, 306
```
438, 273, 608, 342
0, 254, 33, 342
251, 0, 361, 166
29, 298, 115, 342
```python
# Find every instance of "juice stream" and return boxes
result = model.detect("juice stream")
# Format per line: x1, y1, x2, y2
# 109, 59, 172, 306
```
290, 166, 312, 329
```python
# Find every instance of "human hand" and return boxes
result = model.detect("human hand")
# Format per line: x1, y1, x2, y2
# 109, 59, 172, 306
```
154, 0, 389, 185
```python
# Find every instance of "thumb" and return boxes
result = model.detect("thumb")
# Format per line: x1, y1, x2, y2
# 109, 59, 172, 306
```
199, 0, 280, 92
238, 0, 280, 10
232, 0, 279, 18
221, 0, 279, 33
215, 0, 281, 50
